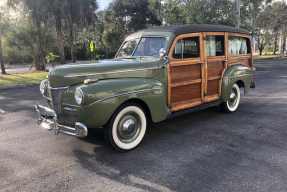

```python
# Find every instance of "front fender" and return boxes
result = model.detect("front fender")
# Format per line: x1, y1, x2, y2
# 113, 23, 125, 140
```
64, 78, 167, 128
221, 65, 252, 102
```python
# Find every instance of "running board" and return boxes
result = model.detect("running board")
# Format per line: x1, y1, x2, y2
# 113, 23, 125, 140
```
166, 100, 224, 119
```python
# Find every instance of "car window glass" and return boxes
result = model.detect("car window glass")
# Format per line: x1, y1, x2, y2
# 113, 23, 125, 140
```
117, 39, 139, 58
172, 37, 200, 59
206, 35, 225, 56
228, 36, 250, 55
172, 40, 182, 59
133, 37, 167, 57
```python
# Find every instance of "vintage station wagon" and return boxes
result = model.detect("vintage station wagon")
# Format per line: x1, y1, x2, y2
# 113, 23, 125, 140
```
35, 24, 255, 151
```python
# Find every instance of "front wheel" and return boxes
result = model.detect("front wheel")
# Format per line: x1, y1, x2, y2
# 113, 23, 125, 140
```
220, 84, 241, 113
104, 103, 147, 152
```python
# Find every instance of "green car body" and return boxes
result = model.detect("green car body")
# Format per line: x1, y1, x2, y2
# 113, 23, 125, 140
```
36, 24, 254, 151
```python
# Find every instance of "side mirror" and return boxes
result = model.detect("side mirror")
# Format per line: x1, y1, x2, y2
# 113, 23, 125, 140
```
159, 48, 166, 57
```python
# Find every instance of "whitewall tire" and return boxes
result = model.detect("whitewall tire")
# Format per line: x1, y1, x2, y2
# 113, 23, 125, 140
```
104, 103, 147, 152
220, 84, 241, 113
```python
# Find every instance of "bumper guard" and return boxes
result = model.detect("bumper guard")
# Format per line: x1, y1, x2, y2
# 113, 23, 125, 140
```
35, 105, 88, 138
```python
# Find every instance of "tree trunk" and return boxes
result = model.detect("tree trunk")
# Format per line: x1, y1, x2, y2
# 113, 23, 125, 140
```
282, 36, 285, 54
0, 36, 6, 74
55, 19, 66, 64
69, 25, 76, 63
273, 36, 277, 55
258, 43, 263, 56
37, 22, 46, 71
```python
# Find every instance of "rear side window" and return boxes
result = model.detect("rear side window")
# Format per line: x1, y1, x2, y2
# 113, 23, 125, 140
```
228, 36, 250, 55
172, 37, 200, 59
206, 36, 225, 57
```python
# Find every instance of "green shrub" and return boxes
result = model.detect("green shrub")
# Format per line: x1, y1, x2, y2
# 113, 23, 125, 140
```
3, 51, 33, 64
75, 43, 88, 60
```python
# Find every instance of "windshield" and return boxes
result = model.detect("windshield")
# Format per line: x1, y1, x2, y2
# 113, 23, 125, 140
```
117, 39, 140, 58
116, 37, 167, 58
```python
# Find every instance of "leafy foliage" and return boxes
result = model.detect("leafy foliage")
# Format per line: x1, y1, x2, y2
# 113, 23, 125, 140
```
252, 1, 287, 55
1, 0, 287, 67
45, 52, 59, 64
102, 0, 161, 50
162, 0, 236, 26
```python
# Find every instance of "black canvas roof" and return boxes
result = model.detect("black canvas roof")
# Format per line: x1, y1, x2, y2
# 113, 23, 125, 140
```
141, 24, 250, 36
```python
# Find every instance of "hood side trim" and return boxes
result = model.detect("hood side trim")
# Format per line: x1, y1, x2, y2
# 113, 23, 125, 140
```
64, 67, 159, 78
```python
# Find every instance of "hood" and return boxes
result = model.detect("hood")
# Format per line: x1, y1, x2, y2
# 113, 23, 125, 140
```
48, 57, 161, 88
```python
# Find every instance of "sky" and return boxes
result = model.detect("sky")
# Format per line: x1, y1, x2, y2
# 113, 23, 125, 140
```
96, 0, 287, 11
97, 0, 114, 10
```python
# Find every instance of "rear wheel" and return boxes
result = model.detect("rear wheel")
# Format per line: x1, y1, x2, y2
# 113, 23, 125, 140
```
104, 103, 147, 152
220, 84, 240, 113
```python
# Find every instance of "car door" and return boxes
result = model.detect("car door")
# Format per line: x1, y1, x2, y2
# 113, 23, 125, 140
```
203, 32, 228, 103
167, 33, 205, 112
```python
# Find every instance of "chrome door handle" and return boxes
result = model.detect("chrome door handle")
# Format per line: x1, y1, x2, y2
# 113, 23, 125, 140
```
199, 62, 204, 64
224, 60, 228, 62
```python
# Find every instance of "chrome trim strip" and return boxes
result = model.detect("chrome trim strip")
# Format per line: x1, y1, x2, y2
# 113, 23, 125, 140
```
49, 86, 69, 90
64, 67, 159, 78
63, 107, 77, 111
43, 95, 52, 101
59, 130, 76, 136
63, 88, 164, 108
223, 74, 252, 79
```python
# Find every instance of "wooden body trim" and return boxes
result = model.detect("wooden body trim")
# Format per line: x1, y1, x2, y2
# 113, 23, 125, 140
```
167, 31, 252, 113
171, 79, 202, 88
205, 32, 225, 36
228, 32, 250, 38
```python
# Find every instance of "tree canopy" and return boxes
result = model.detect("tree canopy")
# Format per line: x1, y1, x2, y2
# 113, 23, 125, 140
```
0, 0, 286, 73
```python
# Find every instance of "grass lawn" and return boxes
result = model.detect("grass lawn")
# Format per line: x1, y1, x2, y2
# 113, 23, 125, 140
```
0, 71, 48, 86
253, 54, 285, 60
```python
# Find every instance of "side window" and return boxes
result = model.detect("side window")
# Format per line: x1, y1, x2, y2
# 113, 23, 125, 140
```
206, 36, 225, 56
228, 36, 250, 55
172, 37, 200, 59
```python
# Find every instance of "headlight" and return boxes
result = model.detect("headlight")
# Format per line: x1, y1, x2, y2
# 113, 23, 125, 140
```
40, 81, 46, 95
75, 88, 84, 105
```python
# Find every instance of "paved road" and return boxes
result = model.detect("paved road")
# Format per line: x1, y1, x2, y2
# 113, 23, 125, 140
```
1, 57, 287, 191
5, 67, 52, 72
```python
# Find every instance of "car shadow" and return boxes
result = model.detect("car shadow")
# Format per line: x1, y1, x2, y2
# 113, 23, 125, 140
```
71, 105, 253, 191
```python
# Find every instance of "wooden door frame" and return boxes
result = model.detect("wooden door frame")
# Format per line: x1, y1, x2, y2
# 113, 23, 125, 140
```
167, 33, 204, 111
202, 32, 228, 103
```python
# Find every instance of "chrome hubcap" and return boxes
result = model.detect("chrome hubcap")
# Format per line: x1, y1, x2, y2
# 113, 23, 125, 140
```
122, 119, 136, 136
228, 88, 237, 108
117, 113, 141, 143
230, 92, 236, 102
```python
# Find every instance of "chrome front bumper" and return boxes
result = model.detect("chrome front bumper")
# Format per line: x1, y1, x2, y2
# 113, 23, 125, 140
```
35, 105, 88, 138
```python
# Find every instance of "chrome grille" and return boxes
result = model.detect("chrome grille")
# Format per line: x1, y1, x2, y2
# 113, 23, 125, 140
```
50, 87, 67, 123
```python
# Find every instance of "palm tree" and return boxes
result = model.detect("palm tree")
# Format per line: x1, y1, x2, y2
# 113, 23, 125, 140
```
8, 0, 98, 64
0, 36, 5, 74
7, 0, 48, 69
65, 0, 98, 63
0, 6, 7, 74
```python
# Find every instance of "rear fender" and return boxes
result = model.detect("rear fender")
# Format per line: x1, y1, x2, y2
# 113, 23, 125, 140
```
221, 65, 252, 102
